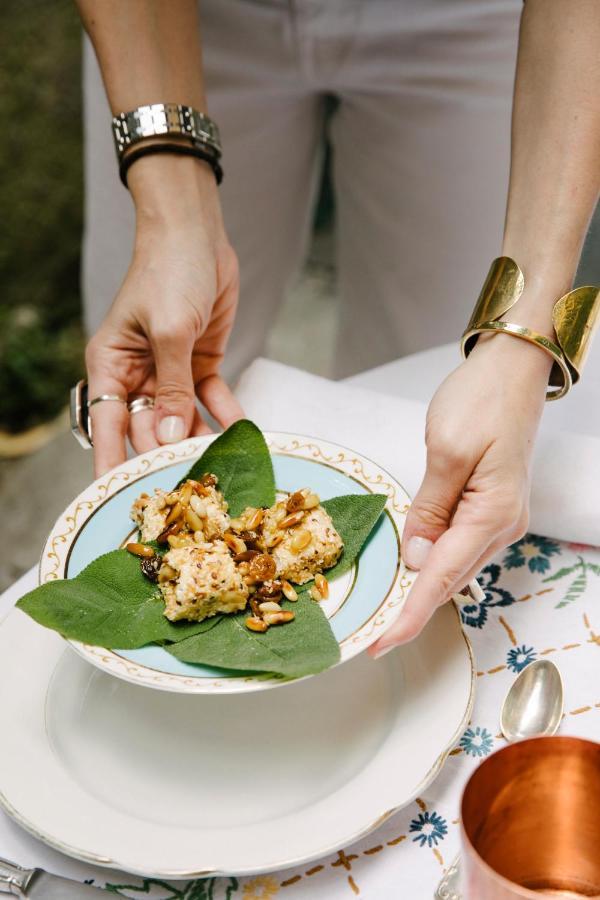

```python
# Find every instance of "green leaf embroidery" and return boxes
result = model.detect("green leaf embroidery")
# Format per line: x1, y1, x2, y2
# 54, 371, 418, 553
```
17, 550, 221, 648
543, 565, 579, 583
182, 419, 275, 515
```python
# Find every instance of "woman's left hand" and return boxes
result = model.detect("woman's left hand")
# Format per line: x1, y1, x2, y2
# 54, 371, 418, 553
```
370, 334, 552, 658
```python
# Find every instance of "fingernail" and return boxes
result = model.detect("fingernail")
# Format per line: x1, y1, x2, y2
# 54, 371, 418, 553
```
158, 416, 185, 444
404, 536, 433, 570
372, 643, 395, 660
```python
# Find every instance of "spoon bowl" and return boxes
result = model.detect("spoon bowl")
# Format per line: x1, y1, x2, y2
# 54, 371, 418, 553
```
500, 659, 563, 743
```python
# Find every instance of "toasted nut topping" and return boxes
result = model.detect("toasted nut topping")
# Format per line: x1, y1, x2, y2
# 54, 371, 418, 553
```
228, 518, 244, 532
286, 491, 306, 513
224, 532, 247, 555
279, 511, 305, 529
184, 508, 205, 533
200, 473, 218, 487
303, 492, 320, 510
158, 564, 177, 582
281, 580, 298, 602
246, 616, 268, 633
126, 542, 155, 558
266, 533, 284, 549
248, 553, 277, 582
258, 601, 283, 614
263, 610, 295, 625
179, 482, 193, 505
165, 492, 180, 505
310, 585, 323, 601
157, 521, 182, 544
189, 494, 207, 517
315, 573, 329, 598
291, 529, 312, 553
257, 579, 283, 598
234, 549, 260, 563
165, 502, 183, 526
243, 507, 264, 530
167, 533, 190, 549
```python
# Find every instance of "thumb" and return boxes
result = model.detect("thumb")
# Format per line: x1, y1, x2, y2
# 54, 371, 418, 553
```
151, 329, 197, 445
403, 449, 472, 570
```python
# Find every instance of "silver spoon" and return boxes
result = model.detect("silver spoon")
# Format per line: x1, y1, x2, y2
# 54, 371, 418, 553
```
435, 659, 564, 900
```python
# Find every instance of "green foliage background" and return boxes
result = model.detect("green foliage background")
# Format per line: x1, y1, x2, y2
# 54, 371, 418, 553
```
0, 0, 84, 433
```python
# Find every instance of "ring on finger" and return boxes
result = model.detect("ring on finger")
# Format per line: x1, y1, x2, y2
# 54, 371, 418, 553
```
128, 396, 155, 416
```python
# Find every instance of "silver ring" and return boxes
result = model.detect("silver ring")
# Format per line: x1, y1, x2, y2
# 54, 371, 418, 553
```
128, 396, 155, 415
87, 394, 127, 408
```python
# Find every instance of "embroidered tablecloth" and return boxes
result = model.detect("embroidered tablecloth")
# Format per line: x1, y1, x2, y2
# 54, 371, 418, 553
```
1, 534, 598, 899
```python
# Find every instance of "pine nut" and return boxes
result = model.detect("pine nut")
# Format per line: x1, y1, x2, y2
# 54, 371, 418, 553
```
165, 492, 180, 505
165, 502, 183, 526
280, 511, 305, 529
184, 508, 205, 533
246, 507, 265, 530
303, 493, 320, 510
158, 564, 177, 582
224, 533, 247, 555
263, 611, 295, 625
229, 518, 244, 532
315, 573, 329, 598
310, 585, 323, 601
258, 601, 282, 613
167, 534, 188, 549
291, 530, 312, 552
126, 542, 155, 558
189, 495, 207, 517
179, 482, 193, 505
246, 616, 268, 633
281, 580, 298, 602
266, 534, 284, 549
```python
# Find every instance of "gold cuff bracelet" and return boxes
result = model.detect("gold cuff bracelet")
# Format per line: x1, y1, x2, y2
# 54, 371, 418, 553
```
461, 257, 600, 401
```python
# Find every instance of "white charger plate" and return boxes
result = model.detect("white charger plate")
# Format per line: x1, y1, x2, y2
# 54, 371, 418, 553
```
38, 432, 416, 694
0, 602, 474, 878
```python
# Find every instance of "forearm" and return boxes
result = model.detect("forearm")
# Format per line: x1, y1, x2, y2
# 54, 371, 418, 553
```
76, 1, 220, 231
502, 0, 600, 335
76, 0, 206, 112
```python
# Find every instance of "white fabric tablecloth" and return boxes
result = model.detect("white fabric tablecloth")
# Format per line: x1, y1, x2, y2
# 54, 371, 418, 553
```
1, 353, 599, 899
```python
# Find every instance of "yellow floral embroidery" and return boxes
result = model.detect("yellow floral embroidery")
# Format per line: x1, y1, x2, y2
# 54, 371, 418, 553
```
243, 874, 280, 899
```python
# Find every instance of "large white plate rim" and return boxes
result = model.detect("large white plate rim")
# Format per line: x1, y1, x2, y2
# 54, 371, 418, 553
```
38, 431, 416, 694
0, 603, 475, 878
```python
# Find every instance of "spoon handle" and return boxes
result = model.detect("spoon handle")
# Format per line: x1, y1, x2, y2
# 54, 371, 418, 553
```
435, 853, 461, 899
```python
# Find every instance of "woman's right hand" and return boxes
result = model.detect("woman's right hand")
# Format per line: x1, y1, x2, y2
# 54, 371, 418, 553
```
85, 156, 244, 477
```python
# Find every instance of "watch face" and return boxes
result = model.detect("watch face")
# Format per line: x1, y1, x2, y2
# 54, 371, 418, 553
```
70, 380, 92, 449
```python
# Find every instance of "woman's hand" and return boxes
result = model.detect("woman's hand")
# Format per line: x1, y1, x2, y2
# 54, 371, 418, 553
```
370, 334, 552, 657
85, 157, 244, 477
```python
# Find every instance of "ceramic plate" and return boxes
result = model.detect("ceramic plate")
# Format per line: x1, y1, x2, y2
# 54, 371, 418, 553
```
0, 601, 474, 877
39, 433, 415, 694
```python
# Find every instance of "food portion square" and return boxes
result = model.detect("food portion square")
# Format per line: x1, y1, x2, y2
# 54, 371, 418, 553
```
159, 540, 249, 622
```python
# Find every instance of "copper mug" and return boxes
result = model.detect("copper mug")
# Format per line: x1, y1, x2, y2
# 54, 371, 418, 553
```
461, 736, 600, 898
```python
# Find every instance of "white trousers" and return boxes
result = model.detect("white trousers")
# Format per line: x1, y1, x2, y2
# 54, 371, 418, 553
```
83, 0, 522, 379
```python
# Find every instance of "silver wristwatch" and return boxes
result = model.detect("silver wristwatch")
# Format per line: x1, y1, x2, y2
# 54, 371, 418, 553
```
112, 103, 221, 159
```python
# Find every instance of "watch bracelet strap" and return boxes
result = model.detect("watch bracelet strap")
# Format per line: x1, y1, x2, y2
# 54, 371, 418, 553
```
119, 140, 223, 188
112, 103, 221, 159
461, 257, 600, 401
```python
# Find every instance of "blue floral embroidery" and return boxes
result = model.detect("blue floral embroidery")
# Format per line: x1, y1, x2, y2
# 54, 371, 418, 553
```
459, 726, 494, 758
506, 644, 537, 673
409, 811, 448, 848
460, 564, 515, 629
503, 534, 561, 574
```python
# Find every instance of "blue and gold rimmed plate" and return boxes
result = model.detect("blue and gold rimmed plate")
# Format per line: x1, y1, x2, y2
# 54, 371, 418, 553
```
39, 432, 415, 694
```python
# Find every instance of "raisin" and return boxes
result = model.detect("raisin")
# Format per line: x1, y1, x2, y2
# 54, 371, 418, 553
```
140, 555, 162, 582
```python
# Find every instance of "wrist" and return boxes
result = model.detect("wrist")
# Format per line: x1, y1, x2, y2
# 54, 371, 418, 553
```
128, 150, 221, 230
469, 326, 553, 382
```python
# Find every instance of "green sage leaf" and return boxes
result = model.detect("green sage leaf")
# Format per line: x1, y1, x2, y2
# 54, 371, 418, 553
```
182, 419, 275, 515
17, 550, 221, 648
